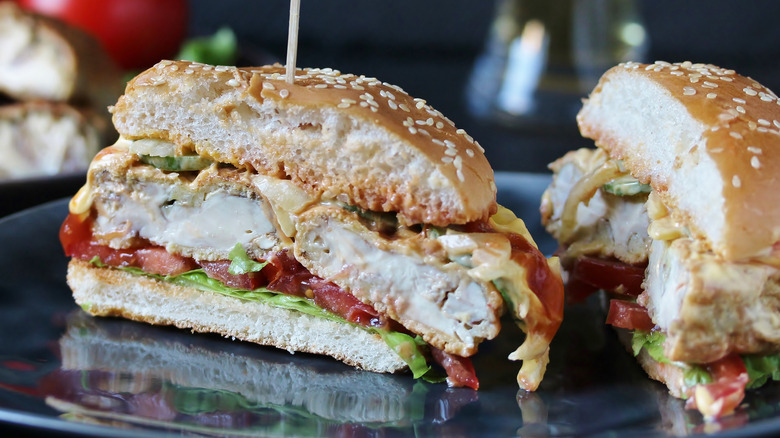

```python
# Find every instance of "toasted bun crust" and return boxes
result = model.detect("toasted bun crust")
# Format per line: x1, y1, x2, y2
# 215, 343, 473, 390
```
578, 61, 780, 260
0, 2, 122, 110
615, 329, 686, 398
111, 61, 496, 226
66, 259, 408, 374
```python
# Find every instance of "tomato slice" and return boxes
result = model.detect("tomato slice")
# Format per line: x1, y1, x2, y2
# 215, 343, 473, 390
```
200, 260, 265, 290
569, 256, 646, 302
686, 353, 748, 418
430, 347, 479, 390
605, 299, 655, 331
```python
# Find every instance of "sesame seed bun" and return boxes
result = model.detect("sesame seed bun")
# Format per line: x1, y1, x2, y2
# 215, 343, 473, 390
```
111, 61, 496, 227
578, 61, 780, 260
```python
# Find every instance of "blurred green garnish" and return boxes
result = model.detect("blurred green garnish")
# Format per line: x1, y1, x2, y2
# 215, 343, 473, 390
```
177, 27, 238, 66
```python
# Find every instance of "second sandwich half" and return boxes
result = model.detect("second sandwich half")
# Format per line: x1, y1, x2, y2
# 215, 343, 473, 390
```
59, 61, 564, 391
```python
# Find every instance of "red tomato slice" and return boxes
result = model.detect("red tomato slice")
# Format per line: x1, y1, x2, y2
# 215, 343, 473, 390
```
430, 347, 479, 390
571, 256, 646, 301
200, 260, 265, 291
605, 299, 655, 331
135, 247, 197, 276
687, 354, 749, 418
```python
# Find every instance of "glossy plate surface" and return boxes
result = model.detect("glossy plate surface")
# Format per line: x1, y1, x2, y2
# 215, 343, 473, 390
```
1, 172, 780, 437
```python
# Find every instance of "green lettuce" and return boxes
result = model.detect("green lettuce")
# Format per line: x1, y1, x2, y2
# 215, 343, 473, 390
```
89, 257, 432, 379
227, 243, 267, 275
631, 330, 780, 391
743, 354, 780, 389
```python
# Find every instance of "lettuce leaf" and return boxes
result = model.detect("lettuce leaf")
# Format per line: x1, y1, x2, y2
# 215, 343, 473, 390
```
91, 258, 432, 378
630, 330, 780, 392
631, 330, 668, 364
743, 354, 780, 389
228, 243, 267, 275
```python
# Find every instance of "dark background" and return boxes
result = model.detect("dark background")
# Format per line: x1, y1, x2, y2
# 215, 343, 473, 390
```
189, 0, 780, 173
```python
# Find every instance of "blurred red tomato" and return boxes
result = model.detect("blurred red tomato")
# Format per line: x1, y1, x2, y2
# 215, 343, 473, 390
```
17, 0, 188, 70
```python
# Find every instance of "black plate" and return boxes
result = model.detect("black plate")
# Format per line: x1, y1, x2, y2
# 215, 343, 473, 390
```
1, 172, 780, 437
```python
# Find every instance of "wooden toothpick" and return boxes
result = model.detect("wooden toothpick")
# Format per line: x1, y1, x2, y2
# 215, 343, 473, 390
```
285, 0, 301, 84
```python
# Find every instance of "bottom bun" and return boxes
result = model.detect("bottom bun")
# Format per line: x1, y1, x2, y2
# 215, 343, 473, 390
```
66, 259, 408, 374
615, 329, 687, 398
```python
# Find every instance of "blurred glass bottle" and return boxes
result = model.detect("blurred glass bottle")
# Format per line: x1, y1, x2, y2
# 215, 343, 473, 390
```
466, 0, 648, 132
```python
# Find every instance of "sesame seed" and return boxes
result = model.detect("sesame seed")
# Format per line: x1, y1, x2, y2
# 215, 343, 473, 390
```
432, 139, 445, 146
732, 175, 742, 188
408, 126, 417, 134
774, 120, 780, 129
444, 148, 457, 156
466, 148, 475, 157
453, 156, 463, 169
748, 146, 763, 154
341, 98, 356, 104
733, 97, 747, 104
475, 141, 484, 152
702, 81, 718, 88
436, 122, 444, 129
279, 89, 290, 98
683, 87, 696, 96
736, 106, 746, 114
159, 60, 173, 67
415, 119, 427, 125
399, 104, 410, 112
744, 87, 758, 96
444, 139, 456, 148
456, 169, 465, 182
337, 103, 351, 109
351, 84, 365, 91
370, 106, 378, 112
441, 156, 454, 164
730, 131, 743, 139
418, 128, 430, 136
334, 84, 347, 89
227, 79, 240, 87
360, 102, 368, 107
707, 93, 717, 99
215, 65, 229, 72
386, 91, 396, 100
169, 65, 179, 71
671, 71, 684, 76
751, 156, 761, 169
263, 82, 275, 90
184, 68, 194, 74
426, 118, 434, 126
387, 100, 397, 110
719, 76, 733, 82
758, 119, 771, 126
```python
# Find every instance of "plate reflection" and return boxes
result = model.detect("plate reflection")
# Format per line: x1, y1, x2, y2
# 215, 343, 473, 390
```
39, 311, 479, 437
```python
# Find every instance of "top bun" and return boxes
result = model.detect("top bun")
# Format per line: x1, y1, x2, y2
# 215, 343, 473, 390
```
111, 60, 496, 226
578, 61, 780, 261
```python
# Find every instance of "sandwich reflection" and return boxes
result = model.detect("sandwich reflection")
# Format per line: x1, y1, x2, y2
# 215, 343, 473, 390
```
40, 311, 478, 437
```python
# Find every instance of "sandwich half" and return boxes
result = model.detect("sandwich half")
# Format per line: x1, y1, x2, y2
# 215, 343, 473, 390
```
541, 61, 780, 418
60, 60, 564, 390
